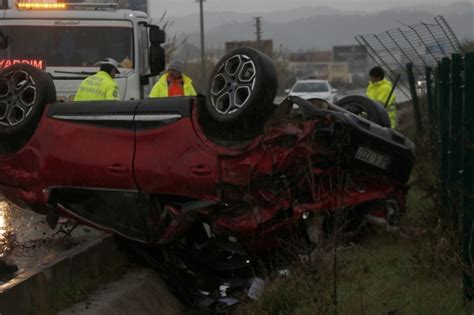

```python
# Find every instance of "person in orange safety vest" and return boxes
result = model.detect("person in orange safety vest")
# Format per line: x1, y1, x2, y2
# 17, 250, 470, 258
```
149, 60, 197, 98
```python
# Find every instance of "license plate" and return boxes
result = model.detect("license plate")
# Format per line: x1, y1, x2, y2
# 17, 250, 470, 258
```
355, 147, 391, 170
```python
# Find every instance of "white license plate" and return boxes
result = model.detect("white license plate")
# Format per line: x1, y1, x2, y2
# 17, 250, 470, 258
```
355, 147, 391, 170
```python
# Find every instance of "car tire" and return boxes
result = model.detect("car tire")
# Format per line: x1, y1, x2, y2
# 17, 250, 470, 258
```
335, 95, 391, 128
206, 47, 278, 139
0, 64, 56, 136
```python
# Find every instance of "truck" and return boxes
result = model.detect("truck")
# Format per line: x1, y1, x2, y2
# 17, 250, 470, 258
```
0, 1, 165, 101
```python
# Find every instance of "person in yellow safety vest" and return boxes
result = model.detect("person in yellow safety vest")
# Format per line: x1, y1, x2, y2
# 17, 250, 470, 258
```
74, 58, 120, 101
366, 66, 397, 127
149, 60, 197, 98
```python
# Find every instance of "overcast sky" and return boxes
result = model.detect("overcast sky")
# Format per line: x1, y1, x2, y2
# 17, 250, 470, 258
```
150, 0, 474, 17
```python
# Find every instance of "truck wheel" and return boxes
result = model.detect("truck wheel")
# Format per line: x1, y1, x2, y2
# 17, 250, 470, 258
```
0, 64, 56, 136
206, 47, 278, 138
335, 95, 391, 128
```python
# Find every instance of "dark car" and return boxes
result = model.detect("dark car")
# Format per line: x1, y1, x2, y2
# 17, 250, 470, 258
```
0, 48, 415, 255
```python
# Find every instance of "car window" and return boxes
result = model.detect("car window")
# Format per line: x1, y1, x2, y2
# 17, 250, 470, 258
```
292, 82, 329, 93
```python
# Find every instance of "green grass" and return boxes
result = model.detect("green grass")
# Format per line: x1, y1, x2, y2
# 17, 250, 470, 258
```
239, 231, 464, 315
336, 234, 463, 315
238, 162, 467, 315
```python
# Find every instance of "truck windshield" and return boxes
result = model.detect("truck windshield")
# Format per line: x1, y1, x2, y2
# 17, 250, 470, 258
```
0, 26, 134, 68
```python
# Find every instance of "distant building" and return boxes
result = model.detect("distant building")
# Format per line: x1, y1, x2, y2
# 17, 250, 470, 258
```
288, 50, 350, 83
329, 62, 351, 83
377, 50, 404, 69
289, 50, 332, 62
289, 60, 351, 83
332, 45, 368, 81
225, 40, 273, 57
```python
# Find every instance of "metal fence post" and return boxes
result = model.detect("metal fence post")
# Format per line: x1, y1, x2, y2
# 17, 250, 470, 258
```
450, 53, 463, 228
426, 67, 434, 129
434, 63, 442, 150
439, 57, 452, 220
406, 62, 424, 135
463, 52, 474, 301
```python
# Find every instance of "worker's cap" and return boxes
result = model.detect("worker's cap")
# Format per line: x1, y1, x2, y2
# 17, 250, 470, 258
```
167, 60, 184, 73
95, 58, 121, 73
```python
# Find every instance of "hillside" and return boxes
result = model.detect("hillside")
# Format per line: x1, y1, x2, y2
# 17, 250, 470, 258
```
158, 2, 474, 51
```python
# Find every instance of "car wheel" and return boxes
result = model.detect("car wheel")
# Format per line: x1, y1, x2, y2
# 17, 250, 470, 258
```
335, 95, 391, 128
206, 47, 278, 138
0, 64, 56, 136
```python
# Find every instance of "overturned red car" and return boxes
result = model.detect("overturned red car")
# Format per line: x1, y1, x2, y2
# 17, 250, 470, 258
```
0, 48, 415, 254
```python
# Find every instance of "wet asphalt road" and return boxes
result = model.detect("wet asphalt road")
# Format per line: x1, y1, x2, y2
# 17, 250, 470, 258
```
0, 198, 101, 283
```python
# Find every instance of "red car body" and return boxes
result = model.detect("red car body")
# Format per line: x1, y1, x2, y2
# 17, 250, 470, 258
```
0, 95, 414, 250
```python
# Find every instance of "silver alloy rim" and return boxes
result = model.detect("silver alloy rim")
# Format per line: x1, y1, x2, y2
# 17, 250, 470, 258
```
0, 70, 37, 127
354, 105, 370, 120
210, 54, 256, 115
344, 104, 369, 120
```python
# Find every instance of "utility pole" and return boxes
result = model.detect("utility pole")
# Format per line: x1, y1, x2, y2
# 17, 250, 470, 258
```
254, 16, 262, 50
196, 0, 207, 85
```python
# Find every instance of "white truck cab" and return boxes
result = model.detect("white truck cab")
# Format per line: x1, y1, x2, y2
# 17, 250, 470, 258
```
0, 2, 165, 101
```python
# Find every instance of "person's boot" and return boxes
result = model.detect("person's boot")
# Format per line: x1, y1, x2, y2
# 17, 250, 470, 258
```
0, 259, 18, 274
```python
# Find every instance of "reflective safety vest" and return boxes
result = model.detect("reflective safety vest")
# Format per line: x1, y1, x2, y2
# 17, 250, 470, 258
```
149, 72, 197, 98
74, 71, 119, 101
366, 79, 397, 127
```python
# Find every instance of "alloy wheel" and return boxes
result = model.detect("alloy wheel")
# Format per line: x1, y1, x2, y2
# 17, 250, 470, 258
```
209, 54, 257, 115
0, 70, 37, 127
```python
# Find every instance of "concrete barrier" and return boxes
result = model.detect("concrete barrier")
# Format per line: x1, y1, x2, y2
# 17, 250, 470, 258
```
59, 269, 184, 315
0, 234, 128, 315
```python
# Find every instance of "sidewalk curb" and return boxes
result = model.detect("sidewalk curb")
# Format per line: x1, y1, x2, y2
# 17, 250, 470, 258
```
0, 234, 128, 315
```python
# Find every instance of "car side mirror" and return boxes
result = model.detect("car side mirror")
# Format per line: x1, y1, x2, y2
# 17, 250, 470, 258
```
332, 88, 338, 93
149, 25, 166, 44
149, 44, 165, 76
284, 89, 291, 94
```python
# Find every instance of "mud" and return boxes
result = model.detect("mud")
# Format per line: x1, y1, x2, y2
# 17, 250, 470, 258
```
0, 197, 101, 283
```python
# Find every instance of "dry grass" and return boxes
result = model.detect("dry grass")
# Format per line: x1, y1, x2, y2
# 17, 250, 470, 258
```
239, 219, 465, 315
237, 108, 468, 314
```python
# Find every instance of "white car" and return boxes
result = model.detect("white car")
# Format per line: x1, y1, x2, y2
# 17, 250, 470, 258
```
286, 79, 338, 103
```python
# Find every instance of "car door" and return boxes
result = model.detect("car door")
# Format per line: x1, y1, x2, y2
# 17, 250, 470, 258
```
42, 100, 151, 242
133, 97, 219, 201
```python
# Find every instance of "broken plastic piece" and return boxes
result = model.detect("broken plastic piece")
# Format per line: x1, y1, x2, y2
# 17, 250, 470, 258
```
248, 277, 266, 300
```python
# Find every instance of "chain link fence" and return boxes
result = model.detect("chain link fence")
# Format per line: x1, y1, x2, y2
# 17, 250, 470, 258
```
355, 16, 463, 98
